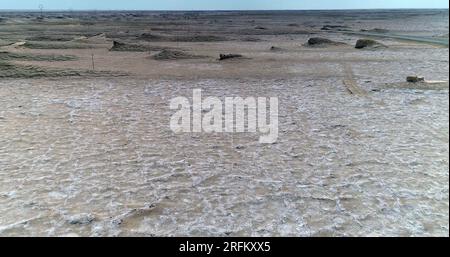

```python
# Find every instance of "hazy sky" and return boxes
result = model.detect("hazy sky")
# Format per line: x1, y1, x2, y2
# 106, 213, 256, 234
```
0, 0, 448, 11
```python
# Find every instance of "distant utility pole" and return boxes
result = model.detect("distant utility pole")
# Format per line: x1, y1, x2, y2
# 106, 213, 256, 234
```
91, 53, 95, 71
38, 4, 44, 18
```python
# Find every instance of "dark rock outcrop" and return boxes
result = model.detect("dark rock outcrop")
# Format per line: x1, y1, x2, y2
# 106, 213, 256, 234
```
321, 25, 350, 31
153, 49, 205, 60
355, 39, 387, 49
406, 76, 425, 83
110, 41, 168, 52
306, 37, 347, 47
270, 46, 283, 51
218, 54, 243, 61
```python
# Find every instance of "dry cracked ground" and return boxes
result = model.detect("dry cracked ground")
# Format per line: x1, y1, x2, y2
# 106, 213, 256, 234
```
0, 10, 449, 236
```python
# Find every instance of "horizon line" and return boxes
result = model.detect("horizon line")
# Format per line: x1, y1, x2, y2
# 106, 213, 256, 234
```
0, 7, 448, 12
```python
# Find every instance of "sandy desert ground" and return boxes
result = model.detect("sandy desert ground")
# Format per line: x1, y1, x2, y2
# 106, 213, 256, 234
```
0, 9, 449, 236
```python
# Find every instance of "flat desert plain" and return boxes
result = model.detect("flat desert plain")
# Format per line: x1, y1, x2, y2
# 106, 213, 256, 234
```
0, 10, 449, 236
